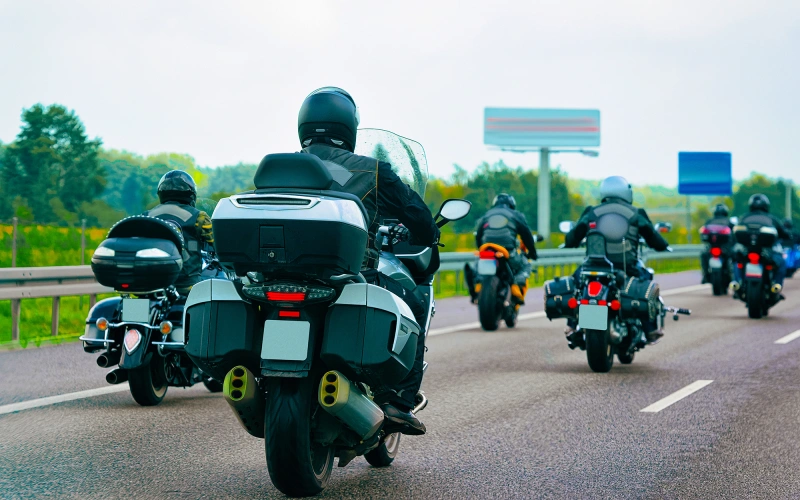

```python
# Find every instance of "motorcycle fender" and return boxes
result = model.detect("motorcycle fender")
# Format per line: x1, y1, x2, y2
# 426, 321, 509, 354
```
119, 328, 152, 370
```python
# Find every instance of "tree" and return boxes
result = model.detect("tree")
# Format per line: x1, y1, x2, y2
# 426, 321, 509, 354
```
0, 104, 104, 223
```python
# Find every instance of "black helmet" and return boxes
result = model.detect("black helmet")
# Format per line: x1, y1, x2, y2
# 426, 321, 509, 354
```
157, 170, 197, 206
713, 203, 729, 217
298, 87, 360, 152
785, 218, 794, 230
748, 193, 770, 213
492, 193, 516, 210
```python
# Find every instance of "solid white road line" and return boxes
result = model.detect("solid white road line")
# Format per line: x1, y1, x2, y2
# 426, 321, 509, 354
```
0, 384, 129, 416
640, 380, 714, 413
774, 329, 800, 345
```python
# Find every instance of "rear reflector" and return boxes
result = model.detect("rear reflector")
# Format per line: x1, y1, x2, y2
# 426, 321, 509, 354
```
279, 310, 301, 318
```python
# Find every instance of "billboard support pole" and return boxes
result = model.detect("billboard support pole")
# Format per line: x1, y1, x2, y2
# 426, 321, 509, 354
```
786, 181, 792, 220
538, 148, 551, 239
686, 196, 692, 244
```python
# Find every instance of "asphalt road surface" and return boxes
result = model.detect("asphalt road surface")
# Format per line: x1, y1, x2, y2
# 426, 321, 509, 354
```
2, 270, 800, 499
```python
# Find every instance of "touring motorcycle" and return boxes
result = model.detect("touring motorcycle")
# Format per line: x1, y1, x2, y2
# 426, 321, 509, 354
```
731, 220, 783, 318
182, 129, 471, 496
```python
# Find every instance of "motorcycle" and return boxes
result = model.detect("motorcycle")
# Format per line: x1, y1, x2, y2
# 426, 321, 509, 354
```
732, 222, 782, 318
699, 223, 733, 295
468, 236, 542, 331
547, 220, 690, 373
182, 129, 471, 497
783, 240, 800, 278
81, 201, 231, 406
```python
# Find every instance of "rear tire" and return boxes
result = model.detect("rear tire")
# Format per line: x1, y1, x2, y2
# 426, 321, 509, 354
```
128, 353, 168, 406
478, 276, 502, 331
746, 282, 764, 319
586, 329, 614, 373
365, 432, 401, 467
711, 272, 724, 296
265, 377, 334, 497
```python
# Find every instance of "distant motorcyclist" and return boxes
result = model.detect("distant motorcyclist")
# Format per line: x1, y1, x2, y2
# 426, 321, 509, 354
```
469, 193, 538, 304
298, 86, 440, 436
700, 203, 734, 284
783, 218, 800, 245
143, 170, 214, 294
563, 176, 669, 347
731, 194, 791, 294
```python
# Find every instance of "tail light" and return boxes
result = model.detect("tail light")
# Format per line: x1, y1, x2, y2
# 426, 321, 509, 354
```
587, 281, 603, 297
610, 300, 621, 311
242, 283, 335, 304
279, 310, 301, 318
710, 247, 722, 257
479, 250, 498, 259
266, 291, 306, 302
748, 253, 760, 264
700, 226, 709, 235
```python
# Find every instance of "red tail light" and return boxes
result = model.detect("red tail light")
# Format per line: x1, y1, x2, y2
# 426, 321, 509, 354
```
747, 253, 760, 264
121, 283, 129, 289
279, 310, 301, 318
479, 250, 498, 259
766, 265, 773, 270
700, 226, 709, 235
587, 281, 603, 297
610, 300, 621, 311
589, 222, 597, 229
568, 298, 578, 309
710, 247, 722, 257
266, 292, 306, 302
737, 263, 743, 269
720, 227, 731, 235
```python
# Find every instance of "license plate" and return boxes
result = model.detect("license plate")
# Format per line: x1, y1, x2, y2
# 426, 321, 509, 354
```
121, 299, 150, 323
261, 320, 310, 361
477, 259, 497, 275
709, 257, 722, 269
578, 304, 609, 331
745, 263, 763, 278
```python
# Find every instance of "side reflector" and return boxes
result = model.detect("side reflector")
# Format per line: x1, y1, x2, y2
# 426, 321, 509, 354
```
266, 292, 306, 302
587, 281, 603, 297
279, 310, 301, 318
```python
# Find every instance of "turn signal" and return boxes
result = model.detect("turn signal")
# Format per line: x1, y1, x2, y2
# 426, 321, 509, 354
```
567, 297, 578, 309
610, 300, 621, 311
95, 317, 109, 331
159, 321, 173, 335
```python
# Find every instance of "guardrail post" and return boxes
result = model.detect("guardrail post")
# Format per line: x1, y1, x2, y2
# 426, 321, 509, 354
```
455, 270, 461, 294
11, 299, 21, 341
11, 216, 18, 267
51, 296, 60, 336
90, 294, 97, 308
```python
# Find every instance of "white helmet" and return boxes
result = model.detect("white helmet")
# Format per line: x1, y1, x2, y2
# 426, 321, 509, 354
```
599, 176, 633, 204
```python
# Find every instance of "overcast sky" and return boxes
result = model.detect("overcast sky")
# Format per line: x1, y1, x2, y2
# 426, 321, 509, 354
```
1, 0, 799, 186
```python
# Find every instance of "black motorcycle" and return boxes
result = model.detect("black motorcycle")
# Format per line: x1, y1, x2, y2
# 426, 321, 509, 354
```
81, 215, 229, 405
700, 223, 733, 296
732, 222, 782, 318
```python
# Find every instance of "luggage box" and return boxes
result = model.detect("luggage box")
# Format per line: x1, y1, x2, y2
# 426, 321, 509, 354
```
544, 276, 577, 320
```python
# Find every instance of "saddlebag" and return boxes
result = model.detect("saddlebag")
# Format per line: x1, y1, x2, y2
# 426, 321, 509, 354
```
183, 279, 263, 381
543, 276, 577, 320
619, 277, 661, 321
321, 283, 421, 388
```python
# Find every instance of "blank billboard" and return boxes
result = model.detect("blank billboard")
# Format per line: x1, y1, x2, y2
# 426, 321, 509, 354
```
484, 108, 601, 148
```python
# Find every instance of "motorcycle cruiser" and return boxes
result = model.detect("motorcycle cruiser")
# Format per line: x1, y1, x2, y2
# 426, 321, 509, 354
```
699, 220, 735, 296
81, 204, 230, 405
182, 129, 471, 496
545, 220, 690, 373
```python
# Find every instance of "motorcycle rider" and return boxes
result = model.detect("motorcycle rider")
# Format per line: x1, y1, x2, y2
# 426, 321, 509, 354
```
467, 194, 538, 304
784, 218, 800, 245
700, 203, 734, 284
143, 170, 214, 294
563, 176, 670, 348
297, 86, 440, 436
731, 194, 791, 295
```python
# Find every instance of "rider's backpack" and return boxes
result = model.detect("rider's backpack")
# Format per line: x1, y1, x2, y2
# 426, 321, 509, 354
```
544, 276, 577, 320
619, 277, 660, 321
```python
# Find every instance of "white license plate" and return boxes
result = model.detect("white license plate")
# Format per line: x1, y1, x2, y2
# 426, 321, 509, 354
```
121, 299, 150, 323
477, 259, 497, 275
709, 257, 722, 269
261, 320, 310, 361
578, 304, 609, 331
745, 263, 763, 278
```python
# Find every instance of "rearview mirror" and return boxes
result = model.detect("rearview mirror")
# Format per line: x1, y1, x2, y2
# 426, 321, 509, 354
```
558, 221, 575, 234
730, 216, 739, 225
437, 199, 472, 222
655, 222, 672, 233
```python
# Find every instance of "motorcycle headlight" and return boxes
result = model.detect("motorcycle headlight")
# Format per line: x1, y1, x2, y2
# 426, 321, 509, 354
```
135, 248, 170, 258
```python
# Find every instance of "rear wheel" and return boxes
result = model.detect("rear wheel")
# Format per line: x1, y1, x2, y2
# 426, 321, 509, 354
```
128, 353, 168, 406
478, 276, 502, 331
586, 329, 614, 373
365, 432, 401, 467
265, 377, 334, 497
746, 281, 764, 319
711, 271, 724, 296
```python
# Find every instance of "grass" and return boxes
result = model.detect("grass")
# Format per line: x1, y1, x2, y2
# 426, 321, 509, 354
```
0, 223, 107, 267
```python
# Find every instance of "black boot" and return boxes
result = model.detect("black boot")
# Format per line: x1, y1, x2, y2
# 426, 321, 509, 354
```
564, 326, 584, 350
381, 403, 426, 436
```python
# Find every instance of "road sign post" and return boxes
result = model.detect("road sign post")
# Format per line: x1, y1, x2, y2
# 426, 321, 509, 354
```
539, 148, 550, 240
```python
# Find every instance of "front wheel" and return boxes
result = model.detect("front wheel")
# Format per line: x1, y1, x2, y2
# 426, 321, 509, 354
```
586, 329, 614, 373
265, 377, 334, 497
746, 281, 764, 319
365, 432, 401, 467
128, 353, 168, 406
478, 276, 502, 331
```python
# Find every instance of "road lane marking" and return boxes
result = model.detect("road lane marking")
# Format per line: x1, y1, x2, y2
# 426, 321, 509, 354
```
0, 384, 129, 416
640, 380, 714, 413
775, 329, 800, 345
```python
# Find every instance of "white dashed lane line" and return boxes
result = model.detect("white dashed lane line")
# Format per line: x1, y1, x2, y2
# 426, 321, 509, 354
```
640, 380, 714, 413
775, 330, 800, 345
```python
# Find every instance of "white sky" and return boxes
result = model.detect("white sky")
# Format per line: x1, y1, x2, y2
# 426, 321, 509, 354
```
1, 0, 799, 186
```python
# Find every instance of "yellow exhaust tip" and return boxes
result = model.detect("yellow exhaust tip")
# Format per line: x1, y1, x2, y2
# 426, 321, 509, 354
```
224, 366, 249, 402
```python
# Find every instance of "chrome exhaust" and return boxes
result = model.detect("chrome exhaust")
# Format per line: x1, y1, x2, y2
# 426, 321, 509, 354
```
318, 371, 384, 440
106, 368, 128, 385
223, 366, 265, 439
97, 351, 121, 368
412, 392, 428, 414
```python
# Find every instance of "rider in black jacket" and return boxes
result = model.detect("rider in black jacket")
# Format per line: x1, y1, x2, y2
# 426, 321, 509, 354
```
564, 176, 669, 347
297, 87, 439, 436
700, 203, 734, 284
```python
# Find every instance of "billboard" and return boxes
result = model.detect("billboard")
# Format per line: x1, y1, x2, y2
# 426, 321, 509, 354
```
484, 108, 601, 148
678, 152, 732, 195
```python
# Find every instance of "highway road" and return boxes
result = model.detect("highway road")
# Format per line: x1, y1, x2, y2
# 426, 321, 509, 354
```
2, 270, 800, 499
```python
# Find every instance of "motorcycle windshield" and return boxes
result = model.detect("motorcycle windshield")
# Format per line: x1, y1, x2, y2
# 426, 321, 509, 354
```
355, 128, 429, 199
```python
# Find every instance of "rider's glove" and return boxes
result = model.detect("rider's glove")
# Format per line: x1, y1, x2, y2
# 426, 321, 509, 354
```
196, 211, 214, 244
388, 224, 410, 243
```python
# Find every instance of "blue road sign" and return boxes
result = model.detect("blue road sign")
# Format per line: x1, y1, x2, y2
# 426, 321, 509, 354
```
484, 108, 600, 148
678, 152, 732, 195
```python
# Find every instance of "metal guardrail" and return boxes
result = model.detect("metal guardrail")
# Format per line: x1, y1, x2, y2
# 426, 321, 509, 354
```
0, 245, 703, 342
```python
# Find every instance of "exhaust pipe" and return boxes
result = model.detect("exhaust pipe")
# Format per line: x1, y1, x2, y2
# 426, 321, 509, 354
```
97, 351, 121, 368
106, 368, 128, 385
223, 366, 265, 439
318, 371, 384, 440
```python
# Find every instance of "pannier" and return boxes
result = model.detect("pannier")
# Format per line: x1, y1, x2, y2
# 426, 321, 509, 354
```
91, 216, 184, 293
543, 276, 577, 320
619, 277, 661, 321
